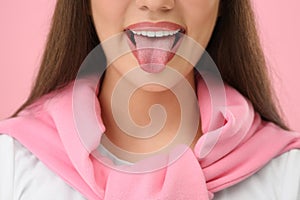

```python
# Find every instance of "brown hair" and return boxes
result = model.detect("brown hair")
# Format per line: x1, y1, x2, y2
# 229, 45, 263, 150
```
12, 0, 289, 130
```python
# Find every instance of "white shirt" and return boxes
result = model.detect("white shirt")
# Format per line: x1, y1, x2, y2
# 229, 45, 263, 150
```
0, 134, 299, 200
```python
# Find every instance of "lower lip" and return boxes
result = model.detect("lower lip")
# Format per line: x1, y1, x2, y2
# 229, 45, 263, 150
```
125, 32, 184, 74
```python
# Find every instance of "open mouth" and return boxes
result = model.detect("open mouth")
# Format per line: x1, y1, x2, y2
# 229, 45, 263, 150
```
125, 28, 185, 73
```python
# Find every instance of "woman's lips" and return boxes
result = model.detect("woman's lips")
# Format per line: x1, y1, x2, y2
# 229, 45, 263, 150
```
124, 22, 185, 74
126, 21, 186, 32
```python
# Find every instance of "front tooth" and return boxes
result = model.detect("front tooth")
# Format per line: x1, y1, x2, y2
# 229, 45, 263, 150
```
147, 31, 155, 37
163, 31, 171, 36
141, 31, 148, 36
155, 31, 164, 37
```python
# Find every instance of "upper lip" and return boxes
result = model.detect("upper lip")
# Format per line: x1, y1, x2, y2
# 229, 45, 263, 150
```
125, 21, 186, 33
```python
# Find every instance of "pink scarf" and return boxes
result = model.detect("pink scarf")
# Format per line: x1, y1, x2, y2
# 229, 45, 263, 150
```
1, 75, 300, 200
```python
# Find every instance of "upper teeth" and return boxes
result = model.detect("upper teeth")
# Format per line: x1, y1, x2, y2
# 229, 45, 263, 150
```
131, 29, 181, 38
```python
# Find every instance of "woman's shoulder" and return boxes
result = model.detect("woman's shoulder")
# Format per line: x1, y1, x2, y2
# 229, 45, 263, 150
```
214, 148, 300, 200
0, 134, 86, 200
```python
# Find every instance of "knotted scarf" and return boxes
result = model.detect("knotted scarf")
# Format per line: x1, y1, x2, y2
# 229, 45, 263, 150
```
1, 74, 299, 199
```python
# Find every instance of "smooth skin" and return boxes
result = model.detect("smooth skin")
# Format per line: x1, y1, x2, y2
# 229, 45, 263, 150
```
91, 0, 220, 161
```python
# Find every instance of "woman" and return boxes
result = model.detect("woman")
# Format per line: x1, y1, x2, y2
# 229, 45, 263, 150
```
0, 0, 300, 199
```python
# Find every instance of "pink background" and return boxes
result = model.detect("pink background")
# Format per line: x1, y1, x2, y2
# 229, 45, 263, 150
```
1, 1, 300, 131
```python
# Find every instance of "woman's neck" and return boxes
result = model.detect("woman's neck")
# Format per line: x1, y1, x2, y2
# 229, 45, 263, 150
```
98, 66, 202, 161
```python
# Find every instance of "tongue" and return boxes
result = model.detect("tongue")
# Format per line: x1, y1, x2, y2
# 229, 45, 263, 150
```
134, 34, 176, 73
